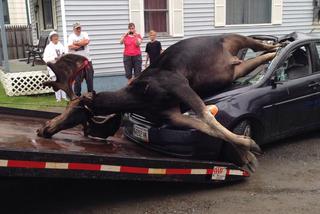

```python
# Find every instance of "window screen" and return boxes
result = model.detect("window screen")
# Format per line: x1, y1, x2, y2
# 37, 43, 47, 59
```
144, 0, 168, 34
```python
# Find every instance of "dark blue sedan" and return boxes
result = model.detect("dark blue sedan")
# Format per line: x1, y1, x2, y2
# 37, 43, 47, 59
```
123, 32, 320, 163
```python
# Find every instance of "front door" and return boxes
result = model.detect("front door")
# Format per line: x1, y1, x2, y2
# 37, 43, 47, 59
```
307, 41, 320, 126
33, 0, 56, 39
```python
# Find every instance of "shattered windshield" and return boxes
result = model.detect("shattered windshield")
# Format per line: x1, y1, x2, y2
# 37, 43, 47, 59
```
234, 63, 270, 86
233, 49, 274, 86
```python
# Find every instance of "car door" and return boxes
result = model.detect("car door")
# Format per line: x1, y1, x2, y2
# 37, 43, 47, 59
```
308, 41, 320, 125
270, 44, 320, 135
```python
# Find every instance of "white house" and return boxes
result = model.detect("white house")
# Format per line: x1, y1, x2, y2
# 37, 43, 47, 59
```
21, 0, 320, 91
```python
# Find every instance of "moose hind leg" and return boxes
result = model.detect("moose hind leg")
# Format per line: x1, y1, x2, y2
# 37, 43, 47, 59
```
162, 107, 258, 171
244, 36, 279, 52
168, 78, 261, 154
233, 52, 277, 80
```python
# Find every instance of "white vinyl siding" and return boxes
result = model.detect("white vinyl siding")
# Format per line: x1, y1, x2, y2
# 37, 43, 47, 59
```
56, 0, 62, 36
55, 0, 315, 77
62, 0, 131, 74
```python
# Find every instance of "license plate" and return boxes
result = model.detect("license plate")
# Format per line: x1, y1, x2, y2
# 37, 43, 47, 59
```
133, 124, 149, 142
211, 166, 227, 180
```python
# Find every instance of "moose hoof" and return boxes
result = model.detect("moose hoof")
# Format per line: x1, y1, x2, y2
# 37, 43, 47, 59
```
245, 151, 259, 173
241, 136, 262, 155
237, 148, 258, 173
249, 140, 262, 155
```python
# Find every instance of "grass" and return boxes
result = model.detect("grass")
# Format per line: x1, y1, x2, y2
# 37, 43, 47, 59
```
0, 83, 67, 112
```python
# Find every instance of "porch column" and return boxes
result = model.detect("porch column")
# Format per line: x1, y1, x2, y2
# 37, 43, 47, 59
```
60, 0, 68, 46
26, 0, 32, 25
0, 0, 9, 72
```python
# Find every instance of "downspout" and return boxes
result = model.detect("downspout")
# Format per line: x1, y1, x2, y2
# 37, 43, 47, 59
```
60, 0, 68, 46
26, 0, 32, 25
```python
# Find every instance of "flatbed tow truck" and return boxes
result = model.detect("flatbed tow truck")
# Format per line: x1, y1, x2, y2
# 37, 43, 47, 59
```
0, 107, 249, 183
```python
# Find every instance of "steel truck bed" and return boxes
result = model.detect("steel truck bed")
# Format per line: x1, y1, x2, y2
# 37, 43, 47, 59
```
0, 107, 249, 183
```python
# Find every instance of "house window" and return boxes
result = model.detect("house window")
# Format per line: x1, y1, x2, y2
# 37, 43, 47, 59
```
226, 0, 272, 25
42, 0, 54, 29
2, 0, 10, 24
129, 0, 184, 37
215, 0, 282, 27
144, 0, 169, 34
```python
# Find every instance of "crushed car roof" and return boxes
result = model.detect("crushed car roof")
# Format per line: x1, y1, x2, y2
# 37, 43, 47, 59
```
250, 32, 318, 43
278, 32, 316, 42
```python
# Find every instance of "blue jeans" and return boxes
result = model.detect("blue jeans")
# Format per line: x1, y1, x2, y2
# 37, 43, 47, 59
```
74, 61, 94, 96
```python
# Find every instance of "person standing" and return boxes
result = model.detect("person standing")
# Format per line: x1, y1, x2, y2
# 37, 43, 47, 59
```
120, 23, 143, 84
43, 31, 68, 102
68, 22, 94, 96
145, 30, 162, 68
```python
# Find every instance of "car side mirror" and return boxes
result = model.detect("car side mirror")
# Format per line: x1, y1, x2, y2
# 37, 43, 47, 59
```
270, 76, 283, 88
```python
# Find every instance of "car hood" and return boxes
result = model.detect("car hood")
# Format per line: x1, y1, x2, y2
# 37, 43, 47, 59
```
203, 84, 253, 105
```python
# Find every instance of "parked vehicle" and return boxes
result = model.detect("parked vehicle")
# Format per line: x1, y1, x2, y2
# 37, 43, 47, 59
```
123, 32, 320, 161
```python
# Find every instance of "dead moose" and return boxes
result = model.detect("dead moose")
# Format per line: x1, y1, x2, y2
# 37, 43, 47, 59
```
37, 33, 278, 171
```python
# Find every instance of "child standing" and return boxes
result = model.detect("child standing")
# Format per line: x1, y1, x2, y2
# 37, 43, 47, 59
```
145, 30, 162, 68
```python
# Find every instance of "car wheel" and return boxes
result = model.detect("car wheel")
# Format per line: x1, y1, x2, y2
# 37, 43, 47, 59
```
233, 120, 252, 138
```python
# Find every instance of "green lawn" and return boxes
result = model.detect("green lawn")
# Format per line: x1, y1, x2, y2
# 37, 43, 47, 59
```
0, 83, 67, 112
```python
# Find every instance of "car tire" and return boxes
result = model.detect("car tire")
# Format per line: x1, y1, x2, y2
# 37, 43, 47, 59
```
232, 120, 252, 138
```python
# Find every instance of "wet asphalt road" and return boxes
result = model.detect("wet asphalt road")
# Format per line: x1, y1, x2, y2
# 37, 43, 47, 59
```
1, 132, 320, 214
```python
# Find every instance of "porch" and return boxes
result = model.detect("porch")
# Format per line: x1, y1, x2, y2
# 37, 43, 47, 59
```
0, 0, 55, 96
0, 59, 52, 96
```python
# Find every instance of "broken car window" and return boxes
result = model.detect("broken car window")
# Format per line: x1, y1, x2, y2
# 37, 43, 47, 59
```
276, 45, 311, 81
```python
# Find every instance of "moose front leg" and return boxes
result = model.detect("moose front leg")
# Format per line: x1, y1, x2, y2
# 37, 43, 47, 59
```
170, 81, 260, 151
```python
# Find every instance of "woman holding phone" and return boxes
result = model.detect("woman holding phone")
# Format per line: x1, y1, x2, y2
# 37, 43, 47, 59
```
120, 23, 143, 84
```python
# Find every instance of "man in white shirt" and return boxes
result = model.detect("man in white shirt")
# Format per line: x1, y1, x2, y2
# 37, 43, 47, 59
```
43, 31, 68, 102
68, 22, 94, 96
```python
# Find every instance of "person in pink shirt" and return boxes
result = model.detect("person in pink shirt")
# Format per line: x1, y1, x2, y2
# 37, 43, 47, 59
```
120, 23, 143, 84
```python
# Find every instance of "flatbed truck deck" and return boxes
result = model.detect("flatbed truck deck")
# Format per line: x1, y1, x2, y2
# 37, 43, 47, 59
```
0, 107, 249, 183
